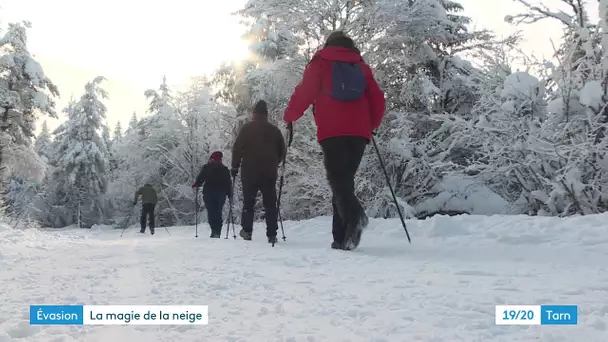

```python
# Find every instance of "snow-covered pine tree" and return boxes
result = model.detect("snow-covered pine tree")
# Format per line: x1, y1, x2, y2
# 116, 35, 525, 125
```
113, 121, 122, 141
103, 122, 122, 181
39, 76, 110, 228
127, 112, 138, 134
23, 120, 56, 218
0, 21, 59, 214
34, 121, 53, 164
107, 121, 123, 179
102, 124, 112, 152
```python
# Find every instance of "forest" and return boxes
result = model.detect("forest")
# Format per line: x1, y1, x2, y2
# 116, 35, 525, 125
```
1, 0, 608, 228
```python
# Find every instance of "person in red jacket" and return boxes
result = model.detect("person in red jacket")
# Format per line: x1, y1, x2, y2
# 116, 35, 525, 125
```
283, 31, 386, 251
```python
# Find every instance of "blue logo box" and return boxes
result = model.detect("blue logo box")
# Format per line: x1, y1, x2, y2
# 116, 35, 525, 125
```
30, 305, 84, 325
540, 305, 578, 325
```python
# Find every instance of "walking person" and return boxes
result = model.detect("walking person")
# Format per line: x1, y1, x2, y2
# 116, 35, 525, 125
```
192, 151, 232, 238
231, 100, 286, 244
283, 31, 386, 250
133, 183, 158, 235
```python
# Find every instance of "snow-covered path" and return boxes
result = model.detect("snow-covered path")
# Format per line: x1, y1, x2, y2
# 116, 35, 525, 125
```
1, 213, 607, 341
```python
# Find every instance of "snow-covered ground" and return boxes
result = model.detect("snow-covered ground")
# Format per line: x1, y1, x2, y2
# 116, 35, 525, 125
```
1, 213, 607, 341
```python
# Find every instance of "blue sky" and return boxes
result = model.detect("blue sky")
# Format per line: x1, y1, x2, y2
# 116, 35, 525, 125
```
0, 0, 597, 134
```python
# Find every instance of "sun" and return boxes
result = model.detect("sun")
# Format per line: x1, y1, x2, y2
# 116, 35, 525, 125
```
220, 38, 252, 63
112, 3, 253, 84
163, 27, 251, 81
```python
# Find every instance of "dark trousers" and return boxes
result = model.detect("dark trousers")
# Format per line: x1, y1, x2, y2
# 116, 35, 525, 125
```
241, 176, 278, 237
203, 192, 226, 234
140, 203, 155, 232
320, 136, 367, 243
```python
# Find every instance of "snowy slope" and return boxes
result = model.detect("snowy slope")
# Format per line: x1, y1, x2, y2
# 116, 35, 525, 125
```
1, 214, 607, 341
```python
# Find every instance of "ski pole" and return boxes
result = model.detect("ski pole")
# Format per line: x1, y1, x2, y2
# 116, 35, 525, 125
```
225, 198, 230, 239
231, 176, 237, 239
160, 214, 171, 235
231, 211, 236, 239
225, 176, 236, 239
194, 187, 199, 238
276, 123, 293, 242
120, 204, 136, 237
276, 159, 286, 244
371, 134, 411, 243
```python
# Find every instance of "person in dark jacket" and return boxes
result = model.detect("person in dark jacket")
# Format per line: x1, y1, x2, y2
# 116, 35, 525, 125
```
283, 31, 386, 251
134, 183, 158, 235
192, 151, 232, 238
231, 100, 286, 244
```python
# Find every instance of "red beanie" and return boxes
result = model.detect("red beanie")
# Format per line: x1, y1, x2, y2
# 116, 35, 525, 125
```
210, 151, 223, 161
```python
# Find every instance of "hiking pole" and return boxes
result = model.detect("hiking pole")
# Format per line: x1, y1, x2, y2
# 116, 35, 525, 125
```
371, 134, 411, 243
231, 176, 237, 239
275, 123, 293, 242
232, 214, 236, 239
225, 176, 236, 239
160, 214, 171, 235
277, 162, 286, 242
120, 204, 136, 237
194, 187, 199, 238
225, 199, 230, 239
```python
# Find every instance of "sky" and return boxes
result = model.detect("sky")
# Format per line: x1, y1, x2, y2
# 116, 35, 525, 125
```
1, 0, 249, 134
0, 0, 600, 135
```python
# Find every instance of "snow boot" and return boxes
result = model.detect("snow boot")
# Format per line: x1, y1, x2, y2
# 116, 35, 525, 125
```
139, 230, 145, 234
268, 236, 277, 245
331, 241, 343, 250
343, 215, 365, 251
343, 227, 363, 250
239, 229, 252, 241
360, 212, 369, 229
150, 228, 155, 235
210, 232, 221, 238
352, 212, 367, 246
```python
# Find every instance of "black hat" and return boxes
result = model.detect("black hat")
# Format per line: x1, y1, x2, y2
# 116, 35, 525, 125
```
326, 31, 347, 42
324, 30, 358, 52
253, 100, 268, 116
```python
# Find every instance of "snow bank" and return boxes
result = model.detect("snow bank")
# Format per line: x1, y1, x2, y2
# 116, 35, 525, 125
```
412, 174, 510, 216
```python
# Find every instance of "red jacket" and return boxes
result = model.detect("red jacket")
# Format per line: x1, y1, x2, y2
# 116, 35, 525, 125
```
283, 47, 386, 142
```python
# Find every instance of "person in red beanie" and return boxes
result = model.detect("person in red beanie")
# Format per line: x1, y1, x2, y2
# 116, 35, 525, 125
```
283, 31, 386, 251
192, 151, 232, 238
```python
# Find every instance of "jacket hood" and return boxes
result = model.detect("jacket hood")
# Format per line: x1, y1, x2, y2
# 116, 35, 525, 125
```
315, 46, 363, 63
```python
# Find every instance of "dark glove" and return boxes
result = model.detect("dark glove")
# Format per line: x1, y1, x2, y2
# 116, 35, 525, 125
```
230, 168, 238, 178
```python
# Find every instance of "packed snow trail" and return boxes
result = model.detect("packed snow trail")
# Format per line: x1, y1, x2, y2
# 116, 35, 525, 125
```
1, 214, 607, 341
